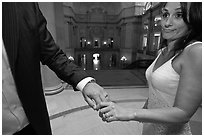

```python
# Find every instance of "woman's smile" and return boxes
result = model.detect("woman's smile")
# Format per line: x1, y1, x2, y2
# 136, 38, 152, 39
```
163, 28, 176, 33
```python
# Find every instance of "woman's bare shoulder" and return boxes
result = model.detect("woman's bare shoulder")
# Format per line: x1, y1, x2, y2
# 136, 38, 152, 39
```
182, 42, 202, 68
184, 42, 202, 58
173, 42, 202, 66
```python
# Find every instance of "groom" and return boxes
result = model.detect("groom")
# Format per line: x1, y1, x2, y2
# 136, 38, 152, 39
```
2, 2, 109, 135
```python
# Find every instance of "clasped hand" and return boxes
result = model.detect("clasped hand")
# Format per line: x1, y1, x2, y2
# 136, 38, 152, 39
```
99, 101, 133, 122
82, 82, 109, 110
82, 82, 132, 122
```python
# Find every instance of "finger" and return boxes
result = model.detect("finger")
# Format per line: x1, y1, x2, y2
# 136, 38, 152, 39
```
105, 96, 111, 102
100, 101, 114, 109
84, 95, 96, 110
106, 116, 115, 122
100, 102, 111, 111
99, 90, 107, 102
104, 111, 112, 118
99, 105, 112, 113
94, 96, 103, 110
103, 94, 111, 102
99, 112, 107, 122
100, 102, 111, 107
96, 90, 109, 110
99, 111, 103, 118
102, 116, 107, 122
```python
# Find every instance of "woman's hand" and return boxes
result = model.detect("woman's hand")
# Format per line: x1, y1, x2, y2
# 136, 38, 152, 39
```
99, 102, 134, 122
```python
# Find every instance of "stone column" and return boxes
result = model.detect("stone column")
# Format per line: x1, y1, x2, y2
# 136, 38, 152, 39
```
65, 22, 70, 48
124, 22, 134, 49
120, 23, 126, 48
122, 22, 134, 64
68, 21, 73, 48
39, 2, 64, 95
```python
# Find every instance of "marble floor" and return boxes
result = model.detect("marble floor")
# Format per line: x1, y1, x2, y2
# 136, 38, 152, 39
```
45, 87, 202, 135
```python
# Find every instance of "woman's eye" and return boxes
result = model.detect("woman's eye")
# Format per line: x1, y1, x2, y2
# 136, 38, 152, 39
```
161, 12, 169, 18
174, 13, 183, 18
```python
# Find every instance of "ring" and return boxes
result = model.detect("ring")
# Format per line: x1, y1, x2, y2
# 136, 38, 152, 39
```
105, 113, 108, 118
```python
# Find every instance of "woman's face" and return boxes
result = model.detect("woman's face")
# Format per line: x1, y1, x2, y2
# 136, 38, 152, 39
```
161, 2, 188, 42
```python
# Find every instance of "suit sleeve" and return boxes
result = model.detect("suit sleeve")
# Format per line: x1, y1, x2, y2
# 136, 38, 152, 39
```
34, 3, 89, 90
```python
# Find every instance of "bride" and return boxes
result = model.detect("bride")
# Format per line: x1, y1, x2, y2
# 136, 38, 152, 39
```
99, 2, 202, 135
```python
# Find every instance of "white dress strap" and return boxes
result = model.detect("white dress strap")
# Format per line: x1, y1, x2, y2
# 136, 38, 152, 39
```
185, 41, 202, 49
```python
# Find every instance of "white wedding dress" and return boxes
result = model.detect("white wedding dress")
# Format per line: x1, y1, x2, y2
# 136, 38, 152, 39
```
142, 41, 201, 135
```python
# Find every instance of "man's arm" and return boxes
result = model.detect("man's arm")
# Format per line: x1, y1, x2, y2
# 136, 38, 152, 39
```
34, 3, 109, 109
35, 2, 88, 89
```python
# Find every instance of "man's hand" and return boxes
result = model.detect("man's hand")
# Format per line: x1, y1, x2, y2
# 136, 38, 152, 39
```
82, 82, 109, 110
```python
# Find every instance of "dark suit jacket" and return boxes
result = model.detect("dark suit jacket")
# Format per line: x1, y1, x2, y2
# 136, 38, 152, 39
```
2, 2, 89, 134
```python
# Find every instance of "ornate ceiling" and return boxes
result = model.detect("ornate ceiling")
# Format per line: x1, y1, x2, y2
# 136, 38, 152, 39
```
63, 2, 147, 15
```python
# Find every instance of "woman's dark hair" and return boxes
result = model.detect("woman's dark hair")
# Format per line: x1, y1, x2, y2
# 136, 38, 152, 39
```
188, 2, 202, 42
159, 2, 201, 54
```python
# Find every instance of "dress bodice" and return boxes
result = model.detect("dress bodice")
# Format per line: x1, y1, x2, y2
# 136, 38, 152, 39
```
143, 41, 201, 135
146, 49, 180, 108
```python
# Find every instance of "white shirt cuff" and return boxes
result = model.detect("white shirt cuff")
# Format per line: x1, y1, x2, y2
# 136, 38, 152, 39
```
76, 77, 95, 91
